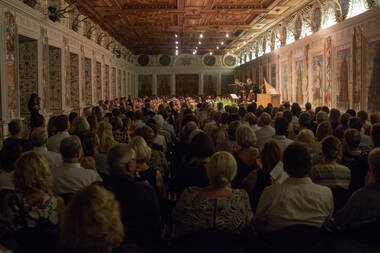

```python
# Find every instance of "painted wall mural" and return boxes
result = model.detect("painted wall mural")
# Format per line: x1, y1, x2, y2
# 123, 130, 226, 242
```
288, 51, 293, 102
296, 59, 304, 105
367, 38, 380, 113
40, 27, 49, 112
112, 67, 116, 99
324, 36, 332, 107
63, 37, 71, 108
304, 44, 310, 103
280, 64, 289, 102
123, 71, 126, 97
175, 74, 199, 96
352, 25, 363, 110
312, 55, 324, 106
4, 11, 17, 119
336, 47, 351, 110
19, 41, 38, 114
157, 75, 171, 96
203, 74, 217, 96
105, 65, 110, 100
48, 46, 62, 110
84, 57, 92, 105
96, 62, 102, 103
271, 64, 277, 87
138, 74, 153, 97
70, 53, 79, 108
221, 74, 235, 95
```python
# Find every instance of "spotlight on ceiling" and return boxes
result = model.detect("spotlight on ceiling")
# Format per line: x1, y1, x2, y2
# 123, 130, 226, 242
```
200, 33, 203, 38
221, 41, 224, 45
226, 33, 229, 38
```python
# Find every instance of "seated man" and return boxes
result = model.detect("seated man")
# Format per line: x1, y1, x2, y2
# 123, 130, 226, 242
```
104, 144, 161, 251
271, 116, 294, 151
31, 127, 63, 170
47, 115, 70, 153
256, 112, 275, 147
254, 143, 333, 234
52, 136, 102, 194
349, 117, 373, 152
3, 120, 32, 152
335, 148, 380, 227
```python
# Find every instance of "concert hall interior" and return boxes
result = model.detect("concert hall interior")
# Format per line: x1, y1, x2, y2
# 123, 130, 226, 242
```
0, 0, 380, 253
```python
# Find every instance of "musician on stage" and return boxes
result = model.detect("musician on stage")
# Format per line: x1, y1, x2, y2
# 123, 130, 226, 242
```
246, 78, 260, 102
233, 79, 246, 101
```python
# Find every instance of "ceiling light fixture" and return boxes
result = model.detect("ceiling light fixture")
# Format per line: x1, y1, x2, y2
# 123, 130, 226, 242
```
176, 46, 178, 49
175, 34, 178, 38
198, 41, 202, 45
221, 41, 224, 45
216, 46, 219, 49
210, 52, 213, 55
200, 33, 203, 38
226, 33, 229, 38
175, 41, 178, 44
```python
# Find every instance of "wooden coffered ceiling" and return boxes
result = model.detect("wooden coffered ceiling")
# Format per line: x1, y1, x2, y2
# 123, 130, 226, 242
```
73, 0, 305, 55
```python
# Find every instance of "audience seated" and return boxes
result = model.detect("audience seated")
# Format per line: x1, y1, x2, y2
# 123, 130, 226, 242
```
3, 120, 32, 152
31, 127, 63, 170
254, 143, 333, 234
173, 152, 253, 237
60, 185, 128, 253
82, 132, 110, 175
0, 142, 23, 191
272, 116, 293, 151
104, 144, 160, 251
373, 123, 380, 148
349, 117, 373, 152
335, 148, 380, 228
52, 136, 102, 194
255, 112, 275, 147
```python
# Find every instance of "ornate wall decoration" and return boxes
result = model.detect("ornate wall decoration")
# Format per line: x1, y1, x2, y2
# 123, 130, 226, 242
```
367, 38, 380, 113
223, 55, 236, 67
96, 62, 102, 102
70, 53, 79, 108
312, 54, 324, 106
117, 69, 122, 98
288, 50, 293, 102
159, 55, 171, 66
280, 24, 287, 46
138, 55, 149, 66
63, 36, 71, 108
40, 27, 49, 112
203, 55, 216, 66
19, 41, 38, 114
304, 44, 310, 103
336, 47, 351, 110
335, 0, 350, 22
311, 3, 322, 32
324, 36, 332, 107
123, 71, 126, 97
4, 11, 17, 119
80, 45, 86, 103
157, 75, 171, 96
295, 59, 304, 105
175, 74, 199, 96
48, 47, 62, 110
138, 74, 153, 97
105, 65, 110, 100
352, 25, 362, 110
270, 30, 276, 51
112, 67, 116, 99
280, 63, 289, 101
84, 58, 92, 105
294, 15, 302, 40
203, 74, 217, 96
262, 36, 267, 53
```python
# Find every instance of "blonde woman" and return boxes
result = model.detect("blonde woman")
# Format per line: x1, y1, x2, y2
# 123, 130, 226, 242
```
60, 185, 125, 253
97, 121, 117, 153
8, 152, 65, 231
129, 136, 165, 198
173, 152, 253, 237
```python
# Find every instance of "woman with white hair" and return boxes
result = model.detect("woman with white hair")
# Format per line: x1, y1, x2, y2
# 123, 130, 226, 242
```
173, 151, 253, 237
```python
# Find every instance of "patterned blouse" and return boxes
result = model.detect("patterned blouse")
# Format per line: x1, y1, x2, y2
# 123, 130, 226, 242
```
173, 187, 254, 237
8, 193, 59, 231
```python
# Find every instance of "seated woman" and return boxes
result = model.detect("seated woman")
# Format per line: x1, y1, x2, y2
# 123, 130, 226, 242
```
218, 120, 241, 153
173, 152, 253, 237
60, 185, 129, 253
341, 129, 369, 194
129, 136, 166, 198
0, 141, 23, 191
335, 148, 380, 228
82, 133, 110, 176
232, 125, 259, 188
8, 152, 65, 227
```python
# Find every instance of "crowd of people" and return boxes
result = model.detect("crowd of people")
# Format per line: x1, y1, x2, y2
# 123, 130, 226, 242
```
0, 94, 379, 253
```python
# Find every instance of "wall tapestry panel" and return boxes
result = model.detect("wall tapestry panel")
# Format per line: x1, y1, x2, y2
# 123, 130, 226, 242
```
19, 40, 38, 114
295, 59, 304, 105
271, 63, 277, 87
117, 69, 122, 98
138, 74, 153, 97
96, 62, 102, 103
48, 46, 62, 110
112, 67, 116, 99
221, 74, 235, 95
84, 58, 92, 105
70, 53, 79, 108
280, 63, 289, 102
203, 74, 217, 96
157, 75, 171, 96
105, 65, 110, 100
336, 47, 351, 110
175, 74, 199, 96
367, 38, 380, 113
312, 54, 323, 106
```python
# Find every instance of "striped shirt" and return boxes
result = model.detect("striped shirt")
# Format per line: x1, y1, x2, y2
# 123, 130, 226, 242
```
311, 163, 351, 190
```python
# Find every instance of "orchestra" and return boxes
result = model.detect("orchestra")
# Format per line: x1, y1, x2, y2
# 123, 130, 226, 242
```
232, 78, 261, 103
